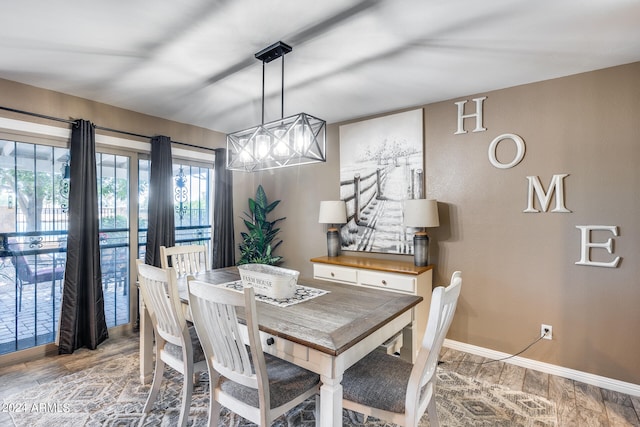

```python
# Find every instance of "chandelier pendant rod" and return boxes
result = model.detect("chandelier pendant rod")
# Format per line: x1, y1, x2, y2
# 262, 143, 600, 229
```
281, 54, 285, 119
261, 60, 265, 125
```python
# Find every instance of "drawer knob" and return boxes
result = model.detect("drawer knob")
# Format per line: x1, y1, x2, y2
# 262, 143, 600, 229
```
330, 272, 335, 277
381, 280, 387, 285
266, 337, 275, 346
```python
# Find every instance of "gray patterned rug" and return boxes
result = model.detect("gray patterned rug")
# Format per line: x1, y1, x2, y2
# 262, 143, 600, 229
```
5, 354, 557, 426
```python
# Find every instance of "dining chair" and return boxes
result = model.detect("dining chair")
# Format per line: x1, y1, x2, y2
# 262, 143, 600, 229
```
341, 271, 462, 427
136, 260, 207, 427
187, 278, 321, 426
160, 244, 209, 277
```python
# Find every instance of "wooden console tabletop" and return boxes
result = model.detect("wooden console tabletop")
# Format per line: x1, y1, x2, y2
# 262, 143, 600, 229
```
310, 255, 433, 276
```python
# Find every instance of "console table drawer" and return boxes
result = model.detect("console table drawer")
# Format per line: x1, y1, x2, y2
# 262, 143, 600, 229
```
358, 270, 416, 294
313, 264, 357, 284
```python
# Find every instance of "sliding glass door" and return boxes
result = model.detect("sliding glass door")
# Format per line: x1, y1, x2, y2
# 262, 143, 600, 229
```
1, 136, 215, 356
0, 140, 132, 354
0, 141, 69, 352
97, 152, 130, 328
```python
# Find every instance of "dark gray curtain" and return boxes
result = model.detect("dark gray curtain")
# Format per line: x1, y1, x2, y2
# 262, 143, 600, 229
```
58, 119, 108, 354
212, 149, 235, 268
145, 135, 175, 267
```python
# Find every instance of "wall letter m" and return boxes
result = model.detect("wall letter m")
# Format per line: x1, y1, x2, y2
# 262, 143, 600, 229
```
524, 174, 571, 213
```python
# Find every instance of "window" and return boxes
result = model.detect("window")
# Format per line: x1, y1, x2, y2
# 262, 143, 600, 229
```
97, 152, 130, 328
138, 159, 212, 262
0, 124, 215, 356
0, 142, 134, 353
0, 141, 69, 352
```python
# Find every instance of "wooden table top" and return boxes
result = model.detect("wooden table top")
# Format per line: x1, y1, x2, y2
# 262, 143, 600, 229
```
178, 266, 422, 357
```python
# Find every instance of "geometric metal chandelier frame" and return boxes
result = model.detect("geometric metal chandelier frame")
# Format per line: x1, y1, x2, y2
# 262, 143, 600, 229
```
226, 41, 326, 172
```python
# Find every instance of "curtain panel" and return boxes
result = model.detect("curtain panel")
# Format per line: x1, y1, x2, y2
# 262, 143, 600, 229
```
212, 149, 235, 268
58, 119, 109, 354
145, 135, 175, 267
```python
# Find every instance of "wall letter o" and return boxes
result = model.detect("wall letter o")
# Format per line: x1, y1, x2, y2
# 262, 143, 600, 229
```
488, 133, 526, 169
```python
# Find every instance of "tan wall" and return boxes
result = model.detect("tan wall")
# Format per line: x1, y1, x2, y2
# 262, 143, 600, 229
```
233, 62, 640, 386
425, 62, 640, 385
0, 78, 226, 148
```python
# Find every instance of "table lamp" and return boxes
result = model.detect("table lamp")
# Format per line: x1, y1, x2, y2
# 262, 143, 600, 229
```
318, 200, 347, 257
404, 199, 439, 266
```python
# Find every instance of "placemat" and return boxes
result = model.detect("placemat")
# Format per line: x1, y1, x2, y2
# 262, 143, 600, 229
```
221, 280, 329, 307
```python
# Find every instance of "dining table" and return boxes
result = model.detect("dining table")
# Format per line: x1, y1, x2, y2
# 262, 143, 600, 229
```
138, 266, 422, 427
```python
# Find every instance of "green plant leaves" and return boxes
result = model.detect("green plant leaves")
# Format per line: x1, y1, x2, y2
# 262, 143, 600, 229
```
238, 185, 285, 266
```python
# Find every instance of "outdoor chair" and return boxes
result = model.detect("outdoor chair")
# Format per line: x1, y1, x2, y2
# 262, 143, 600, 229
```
100, 250, 128, 296
12, 253, 65, 311
136, 260, 206, 427
187, 278, 320, 426
341, 271, 462, 427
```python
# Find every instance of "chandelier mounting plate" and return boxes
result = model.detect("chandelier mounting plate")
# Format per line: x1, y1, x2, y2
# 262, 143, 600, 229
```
255, 41, 292, 63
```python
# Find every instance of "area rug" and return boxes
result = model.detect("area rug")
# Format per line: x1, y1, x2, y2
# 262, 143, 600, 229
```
4, 354, 557, 426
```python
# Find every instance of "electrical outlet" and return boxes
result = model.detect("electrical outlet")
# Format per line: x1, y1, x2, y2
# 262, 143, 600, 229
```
541, 324, 552, 340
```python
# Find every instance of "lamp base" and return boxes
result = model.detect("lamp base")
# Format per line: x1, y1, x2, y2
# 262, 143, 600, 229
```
326, 228, 341, 257
413, 232, 429, 266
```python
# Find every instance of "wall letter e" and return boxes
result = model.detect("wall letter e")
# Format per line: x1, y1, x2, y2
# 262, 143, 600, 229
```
575, 225, 621, 268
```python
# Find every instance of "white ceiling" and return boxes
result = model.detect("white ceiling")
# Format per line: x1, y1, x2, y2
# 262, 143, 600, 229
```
2, 0, 639, 134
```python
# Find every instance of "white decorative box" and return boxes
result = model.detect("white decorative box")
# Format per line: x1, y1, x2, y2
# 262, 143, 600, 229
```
238, 264, 299, 300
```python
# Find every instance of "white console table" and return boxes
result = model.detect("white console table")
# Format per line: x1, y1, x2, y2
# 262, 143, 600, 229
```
310, 255, 433, 362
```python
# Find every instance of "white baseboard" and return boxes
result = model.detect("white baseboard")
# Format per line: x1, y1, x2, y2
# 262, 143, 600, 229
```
443, 339, 640, 397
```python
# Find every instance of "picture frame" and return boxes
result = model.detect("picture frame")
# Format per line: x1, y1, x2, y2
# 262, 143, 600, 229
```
339, 108, 424, 254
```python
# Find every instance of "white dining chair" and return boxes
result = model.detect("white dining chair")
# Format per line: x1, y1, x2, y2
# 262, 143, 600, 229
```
341, 271, 462, 427
160, 244, 209, 277
136, 260, 207, 427
187, 278, 321, 426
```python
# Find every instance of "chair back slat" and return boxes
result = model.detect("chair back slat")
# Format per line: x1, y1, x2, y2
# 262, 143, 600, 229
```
160, 245, 209, 277
208, 294, 254, 383
188, 280, 268, 391
137, 260, 186, 347
408, 271, 462, 414
12, 254, 35, 283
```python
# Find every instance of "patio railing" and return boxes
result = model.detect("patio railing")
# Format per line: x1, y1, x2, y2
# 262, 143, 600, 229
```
0, 226, 211, 355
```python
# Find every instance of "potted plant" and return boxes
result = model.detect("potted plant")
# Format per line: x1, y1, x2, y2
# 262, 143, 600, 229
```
238, 185, 285, 265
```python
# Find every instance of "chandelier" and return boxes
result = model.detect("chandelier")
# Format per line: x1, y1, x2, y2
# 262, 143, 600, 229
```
226, 41, 326, 172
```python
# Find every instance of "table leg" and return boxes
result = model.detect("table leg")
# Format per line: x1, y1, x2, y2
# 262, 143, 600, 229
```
319, 374, 343, 427
400, 321, 416, 363
139, 298, 153, 384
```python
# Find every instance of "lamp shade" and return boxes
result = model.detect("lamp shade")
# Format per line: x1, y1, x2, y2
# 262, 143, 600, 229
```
318, 200, 347, 224
404, 199, 439, 228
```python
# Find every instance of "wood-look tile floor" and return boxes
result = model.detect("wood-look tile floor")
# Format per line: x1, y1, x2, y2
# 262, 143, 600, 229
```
1, 333, 638, 426
438, 347, 640, 427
